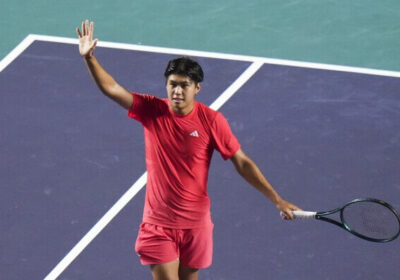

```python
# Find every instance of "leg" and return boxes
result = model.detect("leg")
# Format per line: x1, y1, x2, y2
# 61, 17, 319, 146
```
136, 223, 180, 279
179, 223, 214, 274
150, 259, 180, 280
179, 264, 199, 280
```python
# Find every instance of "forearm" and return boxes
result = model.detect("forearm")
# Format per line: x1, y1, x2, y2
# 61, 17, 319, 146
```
231, 149, 300, 218
83, 55, 132, 109
84, 55, 120, 96
234, 157, 282, 205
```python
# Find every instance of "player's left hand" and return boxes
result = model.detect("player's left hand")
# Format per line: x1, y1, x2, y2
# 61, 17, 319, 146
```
276, 200, 301, 220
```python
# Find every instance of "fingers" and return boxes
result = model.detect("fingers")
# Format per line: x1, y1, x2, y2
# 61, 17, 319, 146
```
278, 201, 301, 220
81, 20, 86, 36
77, 19, 95, 38
76, 21, 86, 38
282, 210, 294, 220
83, 20, 89, 36
90, 21, 94, 38
91, 39, 98, 50
76, 27, 82, 38
292, 204, 302, 211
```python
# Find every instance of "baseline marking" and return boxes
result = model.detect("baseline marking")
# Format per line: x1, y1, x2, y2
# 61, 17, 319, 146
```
29, 34, 400, 78
43, 61, 263, 280
0, 36, 35, 72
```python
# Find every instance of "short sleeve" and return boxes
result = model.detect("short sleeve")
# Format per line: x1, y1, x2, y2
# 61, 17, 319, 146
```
211, 112, 241, 160
128, 92, 163, 124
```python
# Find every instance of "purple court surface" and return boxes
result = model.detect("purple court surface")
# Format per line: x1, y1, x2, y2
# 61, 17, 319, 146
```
1, 37, 399, 280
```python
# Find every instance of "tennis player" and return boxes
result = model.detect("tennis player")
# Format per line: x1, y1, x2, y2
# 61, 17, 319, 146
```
77, 20, 300, 280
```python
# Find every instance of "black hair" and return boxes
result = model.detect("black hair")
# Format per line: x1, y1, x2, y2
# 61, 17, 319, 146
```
164, 57, 204, 84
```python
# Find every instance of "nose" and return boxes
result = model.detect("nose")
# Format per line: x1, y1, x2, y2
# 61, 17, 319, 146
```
174, 86, 183, 95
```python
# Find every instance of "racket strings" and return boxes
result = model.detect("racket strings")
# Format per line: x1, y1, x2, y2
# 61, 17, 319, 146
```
342, 201, 400, 240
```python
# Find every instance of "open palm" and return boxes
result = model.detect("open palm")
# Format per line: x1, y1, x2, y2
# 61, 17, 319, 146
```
76, 20, 98, 57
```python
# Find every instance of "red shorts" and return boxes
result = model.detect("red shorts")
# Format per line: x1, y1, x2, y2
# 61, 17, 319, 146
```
135, 222, 214, 269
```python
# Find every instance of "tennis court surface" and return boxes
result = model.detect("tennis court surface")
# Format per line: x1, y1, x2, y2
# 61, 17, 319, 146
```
1, 36, 399, 279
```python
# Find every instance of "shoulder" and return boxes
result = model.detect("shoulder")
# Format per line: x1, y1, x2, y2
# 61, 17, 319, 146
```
132, 92, 163, 104
196, 102, 219, 123
128, 92, 169, 121
132, 92, 169, 109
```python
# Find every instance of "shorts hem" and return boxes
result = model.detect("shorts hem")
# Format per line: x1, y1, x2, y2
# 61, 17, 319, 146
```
139, 257, 179, 266
139, 257, 212, 269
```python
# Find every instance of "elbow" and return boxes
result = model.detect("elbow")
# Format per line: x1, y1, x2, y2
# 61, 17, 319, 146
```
231, 149, 252, 175
234, 157, 252, 177
100, 83, 120, 97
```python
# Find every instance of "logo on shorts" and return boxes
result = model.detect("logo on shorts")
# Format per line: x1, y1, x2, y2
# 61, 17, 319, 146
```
190, 130, 199, 137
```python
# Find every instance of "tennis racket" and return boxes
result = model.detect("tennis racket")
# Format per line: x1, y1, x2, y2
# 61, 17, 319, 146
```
282, 198, 400, 243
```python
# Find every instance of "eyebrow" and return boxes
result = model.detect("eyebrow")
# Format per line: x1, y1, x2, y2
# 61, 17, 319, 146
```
169, 80, 191, 86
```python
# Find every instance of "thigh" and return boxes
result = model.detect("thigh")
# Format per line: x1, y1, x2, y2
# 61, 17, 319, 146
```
179, 223, 214, 269
179, 264, 199, 280
151, 259, 180, 280
135, 223, 179, 266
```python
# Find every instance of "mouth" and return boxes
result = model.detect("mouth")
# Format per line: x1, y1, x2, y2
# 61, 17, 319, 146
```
172, 98, 184, 104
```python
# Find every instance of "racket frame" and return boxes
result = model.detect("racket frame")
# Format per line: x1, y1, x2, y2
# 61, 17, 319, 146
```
298, 198, 400, 243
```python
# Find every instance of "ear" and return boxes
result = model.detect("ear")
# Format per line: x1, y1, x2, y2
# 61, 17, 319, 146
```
195, 82, 201, 95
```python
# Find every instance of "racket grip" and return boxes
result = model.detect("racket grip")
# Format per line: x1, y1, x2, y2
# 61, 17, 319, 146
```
280, 210, 317, 219
292, 210, 317, 219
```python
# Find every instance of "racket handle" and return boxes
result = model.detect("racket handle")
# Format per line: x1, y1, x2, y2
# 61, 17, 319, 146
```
280, 210, 317, 219
292, 210, 317, 219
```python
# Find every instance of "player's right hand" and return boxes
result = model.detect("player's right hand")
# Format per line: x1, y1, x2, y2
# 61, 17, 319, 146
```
76, 19, 98, 58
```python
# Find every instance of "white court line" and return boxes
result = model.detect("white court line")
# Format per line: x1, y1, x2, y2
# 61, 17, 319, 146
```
28, 34, 400, 78
43, 173, 147, 280
43, 61, 263, 280
0, 36, 35, 72
210, 61, 263, 110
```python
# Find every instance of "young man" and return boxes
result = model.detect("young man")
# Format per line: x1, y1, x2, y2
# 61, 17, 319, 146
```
76, 20, 300, 280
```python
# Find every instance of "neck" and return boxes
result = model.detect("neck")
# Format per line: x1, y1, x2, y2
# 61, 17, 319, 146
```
170, 103, 194, 115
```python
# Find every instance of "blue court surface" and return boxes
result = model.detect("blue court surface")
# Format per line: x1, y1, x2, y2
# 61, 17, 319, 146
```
1, 36, 400, 279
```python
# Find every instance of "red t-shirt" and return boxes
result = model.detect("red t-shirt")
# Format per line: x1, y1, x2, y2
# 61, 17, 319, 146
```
128, 92, 240, 228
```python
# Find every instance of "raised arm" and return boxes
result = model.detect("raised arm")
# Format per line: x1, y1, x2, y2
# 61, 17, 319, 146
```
76, 20, 133, 110
230, 148, 300, 219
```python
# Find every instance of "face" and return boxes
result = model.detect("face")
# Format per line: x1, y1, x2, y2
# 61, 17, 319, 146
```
166, 74, 201, 115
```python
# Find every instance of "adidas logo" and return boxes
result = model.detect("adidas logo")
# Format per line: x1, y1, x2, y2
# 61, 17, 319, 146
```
190, 130, 199, 137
